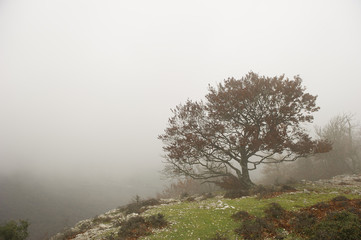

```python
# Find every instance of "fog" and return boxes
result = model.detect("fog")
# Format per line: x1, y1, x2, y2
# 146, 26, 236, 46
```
1, 0, 361, 238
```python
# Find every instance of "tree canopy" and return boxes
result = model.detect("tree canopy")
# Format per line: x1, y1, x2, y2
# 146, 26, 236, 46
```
159, 72, 331, 189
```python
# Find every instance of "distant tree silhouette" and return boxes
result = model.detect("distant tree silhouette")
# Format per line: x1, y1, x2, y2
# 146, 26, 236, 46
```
260, 114, 361, 184
159, 72, 331, 189
315, 114, 361, 176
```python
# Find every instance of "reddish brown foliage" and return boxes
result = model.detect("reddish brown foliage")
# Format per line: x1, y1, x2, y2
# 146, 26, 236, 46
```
214, 175, 244, 190
234, 197, 361, 240
159, 72, 331, 188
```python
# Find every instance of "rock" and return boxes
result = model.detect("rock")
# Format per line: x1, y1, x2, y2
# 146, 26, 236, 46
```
125, 212, 139, 221
98, 224, 109, 230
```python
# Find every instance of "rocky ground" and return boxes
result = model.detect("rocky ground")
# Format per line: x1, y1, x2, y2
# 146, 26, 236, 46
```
50, 174, 361, 240
301, 174, 361, 194
49, 198, 180, 240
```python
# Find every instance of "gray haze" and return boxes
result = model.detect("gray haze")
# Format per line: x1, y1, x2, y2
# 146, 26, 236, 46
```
0, 0, 361, 238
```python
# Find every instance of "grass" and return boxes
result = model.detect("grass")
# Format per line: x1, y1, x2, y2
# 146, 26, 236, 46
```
141, 188, 361, 240
142, 200, 239, 239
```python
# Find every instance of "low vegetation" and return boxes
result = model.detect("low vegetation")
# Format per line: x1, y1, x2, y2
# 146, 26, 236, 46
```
118, 197, 160, 215
117, 214, 168, 240
142, 178, 361, 240
231, 197, 361, 240
0, 220, 29, 240
50, 174, 361, 240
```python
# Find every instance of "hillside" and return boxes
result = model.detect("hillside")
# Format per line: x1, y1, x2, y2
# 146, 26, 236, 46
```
50, 174, 361, 240
0, 172, 163, 240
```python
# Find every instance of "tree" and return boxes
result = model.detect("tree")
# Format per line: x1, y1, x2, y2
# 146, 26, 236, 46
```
159, 72, 331, 189
314, 114, 361, 176
259, 114, 361, 184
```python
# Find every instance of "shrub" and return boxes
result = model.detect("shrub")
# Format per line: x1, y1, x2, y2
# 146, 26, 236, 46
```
291, 211, 316, 235
310, 211, 361, 240
133, 195, 141, 204
235, 217, 274, 240
223, 189, 249, 199
104, 232, 117, 240
208, 232, 229, 240
252, 185, 278, 199
146, 214, 167, 228
185, 196, 195, 202
232, 197, 361, 240
279, 184, 297, 192
141, 198, 160, 206
117, 214, 168, 240
0, 220, 29, 240
331, 196, 350, 208
252, 184, 297, 199
118, 216, 149, 240
180, 192, 189, 199
354, 199, 361, 207
180, 192, 196, 202
215, 175, 244, 190
122, 202, 142, 214
120, 198, 160, 214
264, 202, 285, 219
331, 195, 349, 202
201, 192, 214, 200
93, 215, 113, 224
347, 207, 361, 218
312, 201, 329, 210
231, 211, 252, 221
60, 227, 83, 240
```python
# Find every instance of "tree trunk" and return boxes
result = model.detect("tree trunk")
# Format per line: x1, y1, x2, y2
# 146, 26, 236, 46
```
239, 157, 255, 189
239, 174, 255, 189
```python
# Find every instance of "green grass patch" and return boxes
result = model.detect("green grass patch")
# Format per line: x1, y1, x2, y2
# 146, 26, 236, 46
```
141, 191, 361, 240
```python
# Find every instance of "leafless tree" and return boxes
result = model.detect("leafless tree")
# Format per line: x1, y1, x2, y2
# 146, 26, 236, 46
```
315, 113, 361, 176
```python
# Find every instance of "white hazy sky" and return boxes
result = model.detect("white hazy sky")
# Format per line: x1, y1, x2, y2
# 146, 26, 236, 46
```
1, 0, 361, 182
